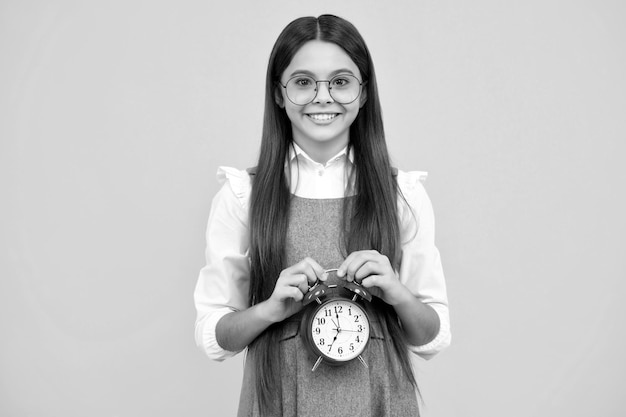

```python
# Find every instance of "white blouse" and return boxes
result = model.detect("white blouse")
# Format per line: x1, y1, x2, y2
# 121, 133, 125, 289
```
194, 146, 451, 361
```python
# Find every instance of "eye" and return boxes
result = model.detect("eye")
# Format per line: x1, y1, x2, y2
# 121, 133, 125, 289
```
293, 77, 314, 87
331, 76, 352, 88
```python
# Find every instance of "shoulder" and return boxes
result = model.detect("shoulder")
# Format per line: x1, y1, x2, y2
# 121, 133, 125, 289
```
395, 168, 429, 209
215, 166, 253, 208
394, 168, 434, 234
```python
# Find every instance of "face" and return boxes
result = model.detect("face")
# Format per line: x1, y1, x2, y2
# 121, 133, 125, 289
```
277, 40, 366, 163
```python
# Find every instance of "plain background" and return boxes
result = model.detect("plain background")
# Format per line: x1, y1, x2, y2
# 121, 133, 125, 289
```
1, 0, 625, 416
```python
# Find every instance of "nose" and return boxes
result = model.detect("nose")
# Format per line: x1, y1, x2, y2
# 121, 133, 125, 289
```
313, 81, 334, 103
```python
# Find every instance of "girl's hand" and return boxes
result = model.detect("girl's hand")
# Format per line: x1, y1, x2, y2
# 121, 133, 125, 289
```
337, 250, 411, 306
261, 257, 326, 323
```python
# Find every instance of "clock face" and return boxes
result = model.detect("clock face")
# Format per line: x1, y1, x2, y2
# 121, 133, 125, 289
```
309, 299, 370, 362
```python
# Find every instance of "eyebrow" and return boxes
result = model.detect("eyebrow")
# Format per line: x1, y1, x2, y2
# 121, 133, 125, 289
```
288, 68, 357, 78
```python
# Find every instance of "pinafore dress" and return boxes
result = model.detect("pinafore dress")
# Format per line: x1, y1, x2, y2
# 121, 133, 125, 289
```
237, 196, 420, 417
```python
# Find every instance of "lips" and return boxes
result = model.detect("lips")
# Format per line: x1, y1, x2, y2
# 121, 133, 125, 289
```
306, 113, 339, 122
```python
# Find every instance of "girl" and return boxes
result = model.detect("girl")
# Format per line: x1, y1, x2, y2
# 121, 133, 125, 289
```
195, 14, 450, 417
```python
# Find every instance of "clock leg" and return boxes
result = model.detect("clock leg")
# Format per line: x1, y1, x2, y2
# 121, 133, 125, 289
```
311, 356, 324, 372
358, 355, 368, 369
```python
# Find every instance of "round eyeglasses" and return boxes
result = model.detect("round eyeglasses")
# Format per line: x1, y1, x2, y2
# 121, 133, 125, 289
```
278, 74, 364, 106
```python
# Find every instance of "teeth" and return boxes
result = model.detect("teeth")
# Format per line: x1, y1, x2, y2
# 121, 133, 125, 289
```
308, 113, 337, 121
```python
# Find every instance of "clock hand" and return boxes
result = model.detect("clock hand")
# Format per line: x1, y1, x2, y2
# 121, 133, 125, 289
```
328, 314, 343, 352
331, 316, 343, 333
327, 332, 340, 353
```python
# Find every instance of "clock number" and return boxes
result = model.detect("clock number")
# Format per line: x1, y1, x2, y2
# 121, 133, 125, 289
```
307, 298, 370, 364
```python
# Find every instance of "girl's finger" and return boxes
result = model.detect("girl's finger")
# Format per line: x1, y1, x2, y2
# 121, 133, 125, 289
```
296, 275, 310, 294
290, 287, 304, 301
275, 281, 306, 301
351, 262, 380, 282
278, 273, 309, 293
277, 286, 304, 302
297, 257, 327, 284
336, 253, 362, 280
337, 250, 379, 281
360, 275, 380, 288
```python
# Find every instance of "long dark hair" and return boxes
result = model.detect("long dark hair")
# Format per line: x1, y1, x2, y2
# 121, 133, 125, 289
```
248, 14, 416, 414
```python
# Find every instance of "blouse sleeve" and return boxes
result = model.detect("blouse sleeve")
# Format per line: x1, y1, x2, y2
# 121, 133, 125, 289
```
194, 167, 252, 361
396, 170, 451, 360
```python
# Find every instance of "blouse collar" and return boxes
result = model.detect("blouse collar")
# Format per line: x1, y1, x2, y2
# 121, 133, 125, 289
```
288, 142, 354, 168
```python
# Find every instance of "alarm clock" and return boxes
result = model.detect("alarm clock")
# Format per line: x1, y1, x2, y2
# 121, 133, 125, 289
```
300, 269, 373, 372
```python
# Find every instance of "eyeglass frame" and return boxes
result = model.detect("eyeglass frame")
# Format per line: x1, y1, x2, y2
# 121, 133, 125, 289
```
277, 74, 366, 106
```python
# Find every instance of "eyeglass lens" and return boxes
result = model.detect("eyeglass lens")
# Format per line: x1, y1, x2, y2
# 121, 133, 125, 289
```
285, 75, 361, 105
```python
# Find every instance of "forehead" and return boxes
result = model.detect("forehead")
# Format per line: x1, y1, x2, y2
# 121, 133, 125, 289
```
283, 40, 361, 79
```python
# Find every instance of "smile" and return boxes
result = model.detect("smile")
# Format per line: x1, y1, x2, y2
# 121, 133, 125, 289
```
306, 113, 339, 122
